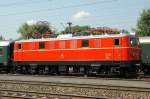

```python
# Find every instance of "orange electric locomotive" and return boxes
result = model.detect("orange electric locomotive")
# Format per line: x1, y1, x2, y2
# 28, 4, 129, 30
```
13, 33, 141, 75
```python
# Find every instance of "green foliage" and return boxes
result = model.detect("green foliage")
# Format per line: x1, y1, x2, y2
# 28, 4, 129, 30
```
18, 21, 52, 39
62, 25, 90, 33
136, 9, 150, 36
121, 29, 129, 34
0, 36, 4, 40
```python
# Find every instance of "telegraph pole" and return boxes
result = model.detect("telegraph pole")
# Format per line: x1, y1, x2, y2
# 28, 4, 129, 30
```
67, 22, 72, 33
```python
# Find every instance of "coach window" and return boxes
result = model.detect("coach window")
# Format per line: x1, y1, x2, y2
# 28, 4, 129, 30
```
18, 44, 22, 49
114, 38, 120, 46
82, 40, 89, 47
0, 48, 3, 56
39, 42, 45, 49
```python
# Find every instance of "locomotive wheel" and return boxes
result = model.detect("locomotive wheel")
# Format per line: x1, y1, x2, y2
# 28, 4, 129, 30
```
38, 67, 43, 75
119, 67, 126, 77
119, 66, 137, 78
28, 66, 37, 75
46, 66, 57, 75
37, 66, 49, 75
21, 66, 28, 74
43, 66, 49, 75
14, 65, 22, 74
84, 66, 88, 76
144, 68, 150, 75
55, 66, 60, 75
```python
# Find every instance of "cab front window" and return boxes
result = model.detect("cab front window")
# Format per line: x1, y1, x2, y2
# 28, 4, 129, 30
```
130, 37, 139, 47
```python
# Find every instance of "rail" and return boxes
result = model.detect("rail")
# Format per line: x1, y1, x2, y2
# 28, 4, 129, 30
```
0, 79, 149, 99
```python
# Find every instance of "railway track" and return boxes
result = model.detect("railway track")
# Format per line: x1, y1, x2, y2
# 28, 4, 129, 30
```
0, 76, 150, 99
0, 80, 108, 99
2, 73, 150, 82
0, 90, 102, 99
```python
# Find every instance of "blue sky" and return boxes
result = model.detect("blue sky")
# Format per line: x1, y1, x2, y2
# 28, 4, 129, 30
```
0, 0, 149, 40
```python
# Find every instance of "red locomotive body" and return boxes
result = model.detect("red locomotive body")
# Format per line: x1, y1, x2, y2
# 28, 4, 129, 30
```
13, 34, 141, 75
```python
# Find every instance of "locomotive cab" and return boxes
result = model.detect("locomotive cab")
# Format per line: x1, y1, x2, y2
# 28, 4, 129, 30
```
109, 35, 141, 75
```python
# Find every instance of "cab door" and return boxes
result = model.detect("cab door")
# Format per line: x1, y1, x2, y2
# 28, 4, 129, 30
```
113, 38, 122, 61
17, 43, 22, 61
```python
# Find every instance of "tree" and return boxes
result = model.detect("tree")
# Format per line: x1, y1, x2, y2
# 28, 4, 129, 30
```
0, 36, 4, 40
62, 25, 90, 34
18, 21, 52, 39
121, 29, 129, 34
136, 9, 150, 36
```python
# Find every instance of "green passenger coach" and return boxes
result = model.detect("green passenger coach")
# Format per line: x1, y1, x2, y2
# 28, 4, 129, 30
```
139, 37, 150, 64
0, 41, 10, 71
139, 37, 150, 74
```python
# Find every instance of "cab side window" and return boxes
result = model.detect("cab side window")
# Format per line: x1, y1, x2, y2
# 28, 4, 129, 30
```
82, 40, 89, 47
130, 38, 138, 47
114, 38, 120, 46
39, 42, 45, 49
18, 44, 22, 50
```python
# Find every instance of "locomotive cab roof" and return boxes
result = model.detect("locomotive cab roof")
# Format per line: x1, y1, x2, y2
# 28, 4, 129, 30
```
15, 33, 136, 43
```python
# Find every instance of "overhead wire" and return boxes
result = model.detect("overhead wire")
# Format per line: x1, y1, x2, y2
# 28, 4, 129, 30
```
0, 0, 52, 8
0, 0, 118, 16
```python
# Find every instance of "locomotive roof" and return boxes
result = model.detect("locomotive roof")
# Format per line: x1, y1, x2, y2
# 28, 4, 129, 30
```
15, 33, 134, 43
139, 37, 150, 43
0, 41, 10, 46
